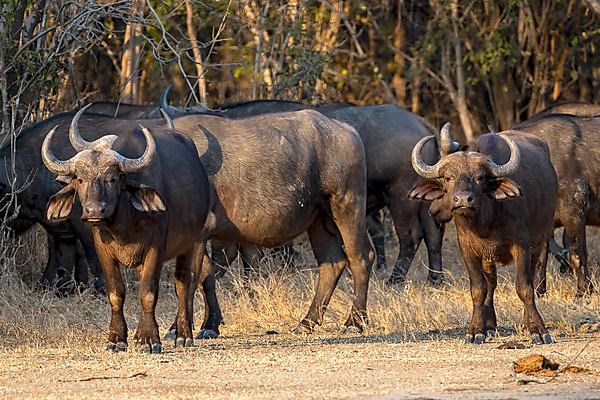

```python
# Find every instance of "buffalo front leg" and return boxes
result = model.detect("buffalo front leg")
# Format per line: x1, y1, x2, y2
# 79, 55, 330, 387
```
420, 205, 445, 285
387, 196, 423, 285
95, 249, 127, 352
461, 251, 488, 345
367, 211, 387, 271
533, 240, 549, 296
294, 218, 348, 333
135, 248, 163, 354
512, 244, 552, 345
173, 251, 194, 347
548, 232, 570, 275
481, 261, 497, 336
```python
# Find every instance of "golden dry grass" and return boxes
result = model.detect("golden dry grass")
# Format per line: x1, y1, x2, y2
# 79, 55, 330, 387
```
0, 223, 598, 349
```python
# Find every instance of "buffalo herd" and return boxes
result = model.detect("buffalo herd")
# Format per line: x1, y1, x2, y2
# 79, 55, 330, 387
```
2, 87, 598, 353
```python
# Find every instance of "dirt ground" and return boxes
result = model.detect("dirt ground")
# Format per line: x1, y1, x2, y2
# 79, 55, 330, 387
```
1, 224, 599, 399
0, 333, 599, 399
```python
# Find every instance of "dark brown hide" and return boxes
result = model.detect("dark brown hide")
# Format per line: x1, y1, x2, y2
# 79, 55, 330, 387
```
43, 119, 209, 353
409, 131, 557, 345
171, 110, 373, 336
514, 113, 600, 295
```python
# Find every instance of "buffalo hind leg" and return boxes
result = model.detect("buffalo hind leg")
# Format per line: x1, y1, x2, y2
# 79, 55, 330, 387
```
564, 221, 593, 296
512, 244, 552, 345
294, 218, 348, 333
329, 191, 374, 331
134, 248, 163, 353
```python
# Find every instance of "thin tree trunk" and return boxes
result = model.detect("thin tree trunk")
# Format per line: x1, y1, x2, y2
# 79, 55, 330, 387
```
185, 0, 207, 105
391, 0, 406, 105
119, 0, 146, 104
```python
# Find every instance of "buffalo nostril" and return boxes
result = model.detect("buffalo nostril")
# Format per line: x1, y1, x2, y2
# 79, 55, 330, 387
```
453, 196, 459, 203
467, 195, 473, 203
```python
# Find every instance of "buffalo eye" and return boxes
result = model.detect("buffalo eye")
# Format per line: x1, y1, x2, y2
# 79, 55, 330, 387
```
106, 177, 117, 183
76, 176, 83, 184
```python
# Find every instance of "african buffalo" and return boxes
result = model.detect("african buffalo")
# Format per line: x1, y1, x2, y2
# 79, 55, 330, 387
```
42, 106, 210, 353
162, 90, 451, 284
514, 112, 600, 295
0, 113, 107, 294
165, 110, 374, 337
409, 124, 556, 345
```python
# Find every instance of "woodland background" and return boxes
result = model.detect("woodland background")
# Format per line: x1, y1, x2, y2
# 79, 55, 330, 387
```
1, 0, 600, 143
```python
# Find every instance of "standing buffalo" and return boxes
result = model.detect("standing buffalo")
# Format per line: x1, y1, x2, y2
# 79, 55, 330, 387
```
409, 124, 556, 344
42, 106, 210, 353
161, 89, 451, 284
514, 112, 600, 295
0, 113, 106, 294
167, 110, 374, 337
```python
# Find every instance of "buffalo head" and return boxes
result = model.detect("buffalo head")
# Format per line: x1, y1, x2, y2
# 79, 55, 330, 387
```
41, 105, 166, 224
408, 123, 522, 223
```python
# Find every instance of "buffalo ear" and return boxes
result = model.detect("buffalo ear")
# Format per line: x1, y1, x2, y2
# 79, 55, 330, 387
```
126, 181, 167, 213
488, 178, 522, 200
47, 182, 76, 221
408, 180, 443, 201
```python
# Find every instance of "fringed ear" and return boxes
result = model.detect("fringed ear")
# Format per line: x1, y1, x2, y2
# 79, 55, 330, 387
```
488, 178, 522, 200
408, 180, 443, 201
47, 182, 77, 221
126, 181, 167, 213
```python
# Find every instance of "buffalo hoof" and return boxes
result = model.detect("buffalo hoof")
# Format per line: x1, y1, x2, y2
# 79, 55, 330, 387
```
175, 338, 194, 348
164, 330, 177, 341
464, 333, 485, 344
531, 333, 553, 345
196, 329, 219, 340
473, 333, 486, 344
341, 325, 362, 335
105, 341, 127, 352
140, 343, 162, 354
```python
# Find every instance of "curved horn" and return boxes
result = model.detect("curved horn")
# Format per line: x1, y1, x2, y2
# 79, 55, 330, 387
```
411, 135, 445, 179
160, 108, 175, 129
42, 125, 73, 176
487, 134, 521, 177
69, 104, 94, 151
114, 124, 156, 173
159, 85, 178, 116
439, 122, 460, 157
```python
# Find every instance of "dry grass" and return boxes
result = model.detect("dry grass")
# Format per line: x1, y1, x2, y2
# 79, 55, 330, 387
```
0, 223, 598, 350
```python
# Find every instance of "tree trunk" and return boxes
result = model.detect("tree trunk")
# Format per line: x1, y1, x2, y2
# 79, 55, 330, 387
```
185, 0, 207, 105
119, 0, 146, 104
391, 0, 406, 105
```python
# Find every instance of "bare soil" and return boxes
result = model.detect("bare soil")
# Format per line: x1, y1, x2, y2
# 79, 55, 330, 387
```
0, 334, 599, 399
